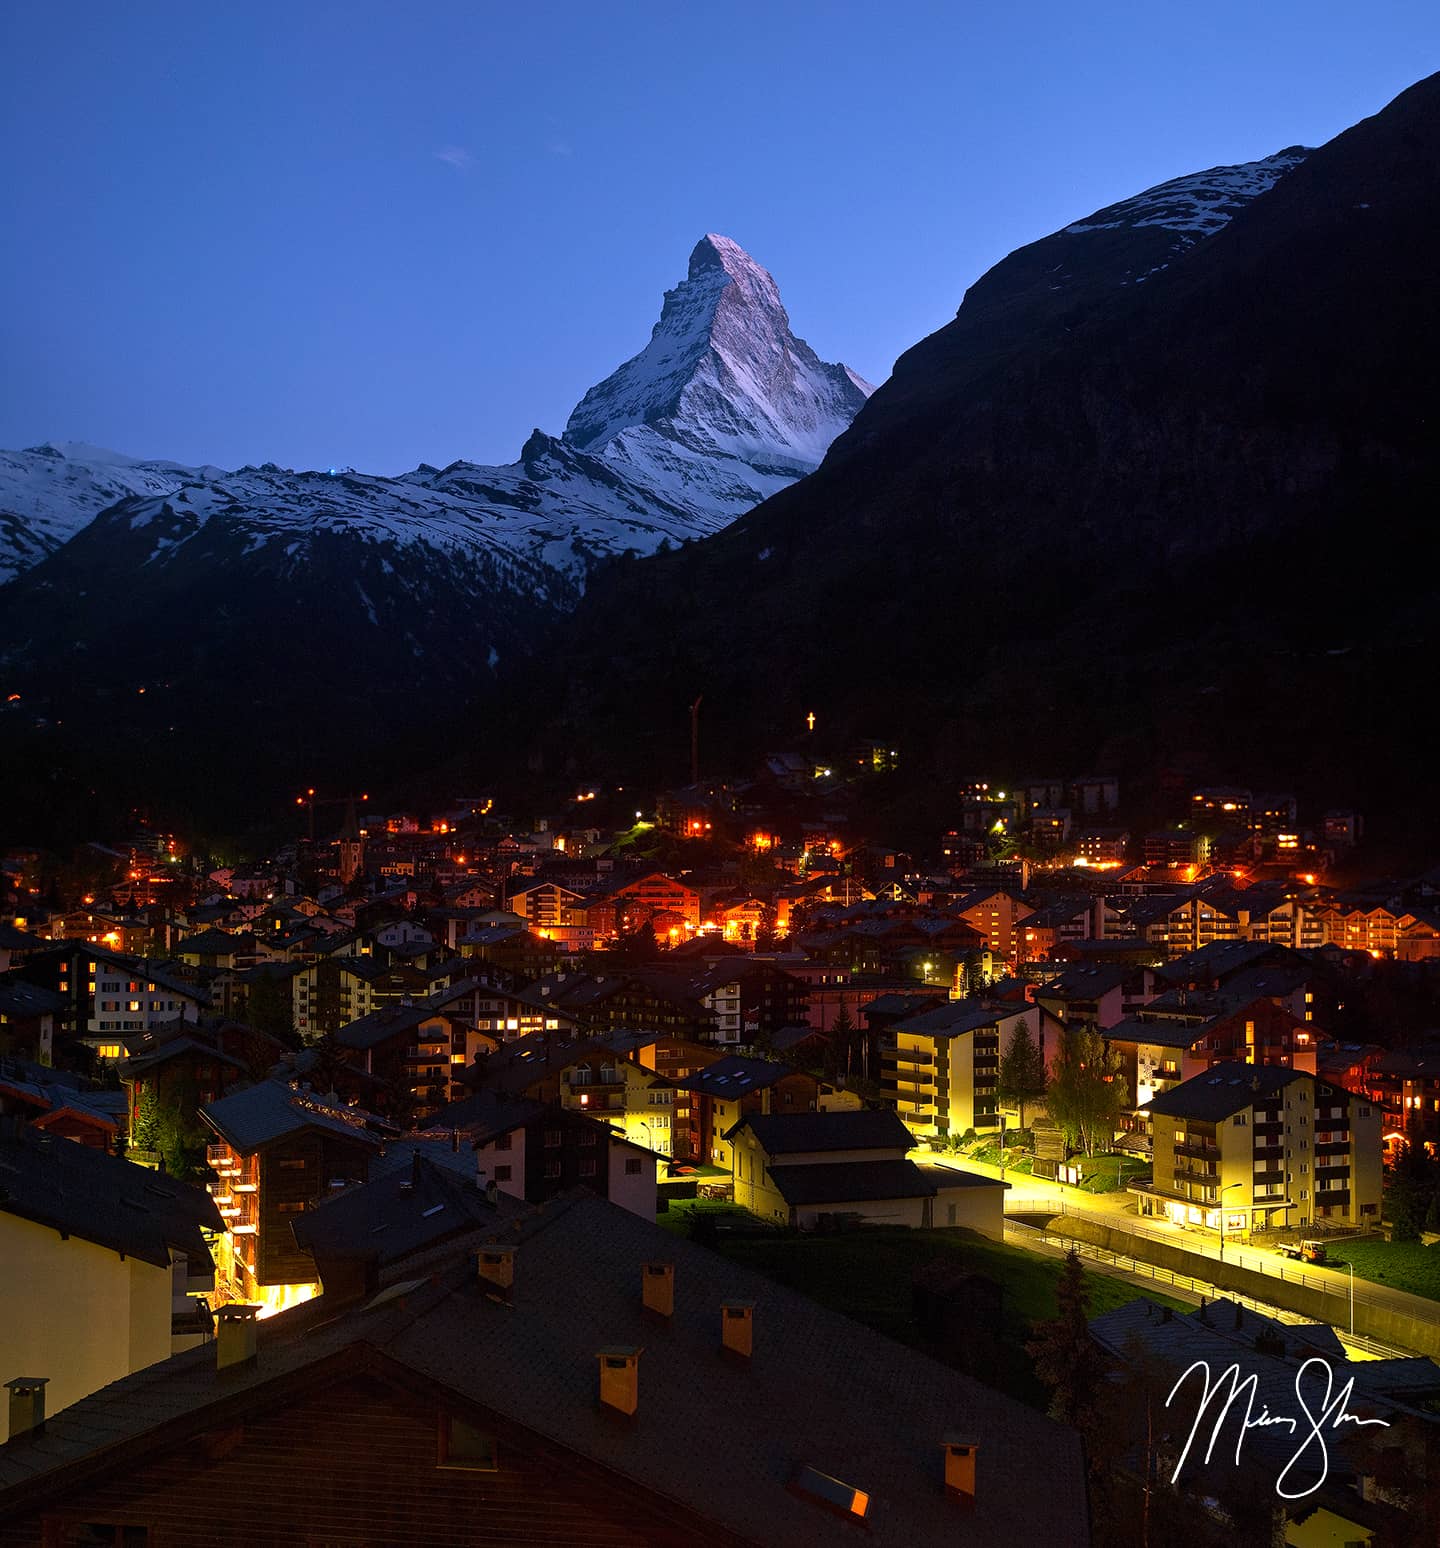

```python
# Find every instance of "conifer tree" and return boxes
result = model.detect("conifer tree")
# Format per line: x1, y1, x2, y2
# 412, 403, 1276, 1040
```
996, 1020, 1047, 1130
1026, 1247, 1104, 1428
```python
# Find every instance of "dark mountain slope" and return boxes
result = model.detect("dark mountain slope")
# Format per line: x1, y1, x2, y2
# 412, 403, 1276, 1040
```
528, 74, 1440, 840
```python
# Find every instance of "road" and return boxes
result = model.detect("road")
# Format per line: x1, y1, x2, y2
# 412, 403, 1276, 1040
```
918, 1150, 1440, 1339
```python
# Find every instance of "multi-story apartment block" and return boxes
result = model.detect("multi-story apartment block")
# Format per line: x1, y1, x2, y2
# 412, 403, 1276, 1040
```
24, 947, 208, 1055
883, 1000, 1049, 1140
1134, 1062, 1382, 1236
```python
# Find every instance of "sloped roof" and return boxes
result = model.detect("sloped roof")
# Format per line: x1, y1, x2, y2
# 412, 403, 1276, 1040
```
891, 1000, 1012, 1039
292, 1152, 523, 1266
727, 1109, 914, 1154
0, 1126, 220, 1268
200, 1080, 386, 1153
674, 1054, 795, 1098
1141, 1061, 1309, 1121
768, 1158, 937, 1205
0, 1192, 1089, 1546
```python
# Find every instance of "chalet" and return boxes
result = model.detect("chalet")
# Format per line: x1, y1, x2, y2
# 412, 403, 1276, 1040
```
199, 1080, 387, 1311
527, 971, 713, 1040
431, 1091, 659, 1217
335, 1000, 495, 1120
0, 1059, 125, 1151
588, 870, 702, 939
290, 1148, 525, 1300
0, 981, 65, 1063
1033, 962, 1155, 1032
0, 1127, 221, 1440
673, 1054, 860, 1172
0, 1192, 1088, 1547
672, 960, 810, 1048
456, 922, 564, 980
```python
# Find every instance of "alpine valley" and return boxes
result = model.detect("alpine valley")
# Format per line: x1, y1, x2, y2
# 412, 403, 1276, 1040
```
0, 236, 871, 836
515, 72, 1440, 850
4, 73, 1438, 846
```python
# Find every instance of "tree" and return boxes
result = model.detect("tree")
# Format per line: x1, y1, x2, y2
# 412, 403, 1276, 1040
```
1388, 1142, 1436, 1243
829, 1005, 859, 1081
1025, 1248, 1105, 1428
1046, 1023, 1127, 1157
995, 1020, 1047, 1130
753, 902, 778, 952
245, 970, 296, 1042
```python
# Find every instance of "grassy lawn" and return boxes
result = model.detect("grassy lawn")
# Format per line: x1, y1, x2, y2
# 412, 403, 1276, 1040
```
656, 1199, 768, 1237
1077, 1154, 1150, 1194
1330, 1237, 1440, 1301
673, 1221, 1185, 1407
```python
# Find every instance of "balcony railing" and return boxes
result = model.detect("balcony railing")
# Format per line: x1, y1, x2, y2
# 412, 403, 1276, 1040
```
1173, 1140, 1220, 1160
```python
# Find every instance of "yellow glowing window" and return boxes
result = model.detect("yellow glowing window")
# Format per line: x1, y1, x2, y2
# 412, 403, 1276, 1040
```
97, 1044, 122, 1058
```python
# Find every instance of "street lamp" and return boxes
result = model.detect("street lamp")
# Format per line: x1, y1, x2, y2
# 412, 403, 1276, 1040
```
1217, 1183, 1243, 1263
1347, 1259, 1355, 1337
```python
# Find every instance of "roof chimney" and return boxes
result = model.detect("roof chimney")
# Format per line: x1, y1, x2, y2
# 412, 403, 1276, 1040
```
5, 1377, 48, 1440
484, 1178, 499, 1206
642, 1261, 674, 1320
597, 1346, 642, 1417
721, 1301, 754, 1361
216, 1303, 260, 1372
943, 1435, 978, 1507
478, 1245, 515, 1302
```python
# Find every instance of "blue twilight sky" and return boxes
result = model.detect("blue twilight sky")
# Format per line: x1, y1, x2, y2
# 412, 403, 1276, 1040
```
1, 2, 1436, 474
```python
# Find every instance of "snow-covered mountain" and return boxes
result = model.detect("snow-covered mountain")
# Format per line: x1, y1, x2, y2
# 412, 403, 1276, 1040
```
0, 442, 219, 583
566, 234, 873, 522
0, 236, 870, 593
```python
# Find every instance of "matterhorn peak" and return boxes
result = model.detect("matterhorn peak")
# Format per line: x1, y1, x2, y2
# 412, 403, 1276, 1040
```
562, 234, 872, 518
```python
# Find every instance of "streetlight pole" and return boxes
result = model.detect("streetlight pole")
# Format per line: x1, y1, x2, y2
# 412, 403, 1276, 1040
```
1348, 1261, 1355, 1337
1217, 1182, 1242, 1263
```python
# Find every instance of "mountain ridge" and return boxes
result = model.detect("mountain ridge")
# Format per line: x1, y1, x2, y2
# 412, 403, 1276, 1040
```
508, 76, 1439, 844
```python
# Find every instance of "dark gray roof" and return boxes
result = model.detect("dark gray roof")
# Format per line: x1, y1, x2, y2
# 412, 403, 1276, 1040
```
1035, 963, 1129, 1000
0, 1192, 1089, 1546
1140, 1061, 1309, 1121
429, 1089, 547, 1143
727, 1109, 915, 1154
0, 982, 66, 1018
674, 1054, 795, 1097
1104, 1016, 1206, 1051
915, 1163, 1010, 1192
291, 1152, 522, 1266
334, 1002, 435, 1051
890, 1001, 1010, 1038
768, 1159, 937, 1205
200, 1079, 387, 1153
0, 1126, 221, 1269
